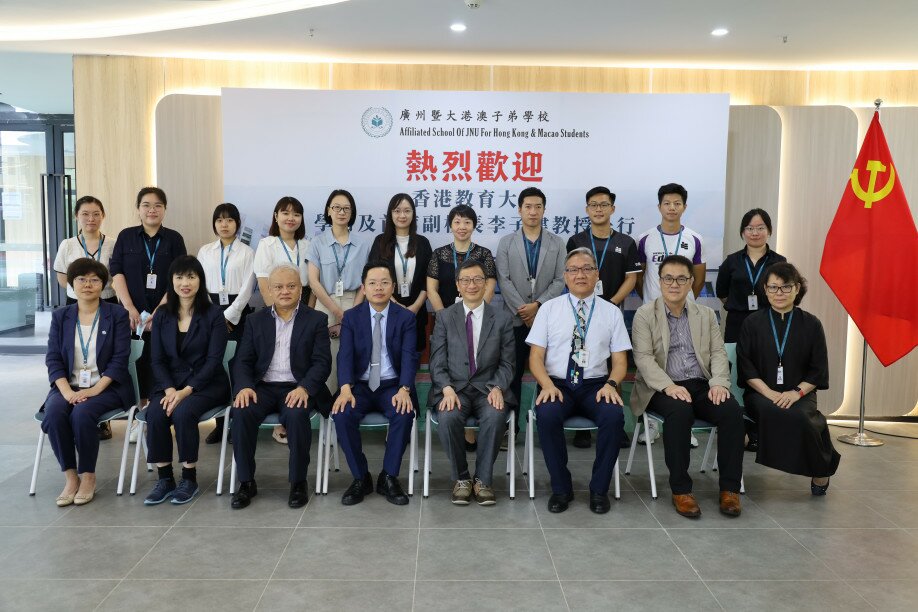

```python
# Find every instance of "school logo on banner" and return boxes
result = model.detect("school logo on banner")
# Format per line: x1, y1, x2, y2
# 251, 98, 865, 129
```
361, 107, 393, 138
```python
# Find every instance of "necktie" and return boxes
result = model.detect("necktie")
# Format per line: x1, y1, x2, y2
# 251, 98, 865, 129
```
369, 311, 383, 391
466, 310, 477, 376
568, 299, 586, 386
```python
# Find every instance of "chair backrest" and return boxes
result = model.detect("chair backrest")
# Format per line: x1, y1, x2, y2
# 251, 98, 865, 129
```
127, 338, 145, 407
223, 340, 237, 395
724, 342, 744, 408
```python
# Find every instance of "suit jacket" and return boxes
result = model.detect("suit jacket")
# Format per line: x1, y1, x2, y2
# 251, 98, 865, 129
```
232, 305, 333, 415
496, 229, 567, 326
337, 301, 418, 389
629, 298, 731, 416
150, 304, 229, 396
45, 300, 133, 407
428, 301, 516, 408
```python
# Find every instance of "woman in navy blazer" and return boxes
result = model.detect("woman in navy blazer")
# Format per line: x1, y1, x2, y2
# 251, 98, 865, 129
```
143, 256, 229, 505
44, 258, 132, 507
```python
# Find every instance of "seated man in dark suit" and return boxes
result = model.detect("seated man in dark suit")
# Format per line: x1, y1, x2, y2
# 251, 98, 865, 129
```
429, 258, 516, 506
230, 264, 332, 509
332, 261, 419, 506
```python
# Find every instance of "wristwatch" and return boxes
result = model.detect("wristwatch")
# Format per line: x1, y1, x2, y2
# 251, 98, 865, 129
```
400, 385, 411, 394
606, 379, 619, 390
793, 386, 805, 398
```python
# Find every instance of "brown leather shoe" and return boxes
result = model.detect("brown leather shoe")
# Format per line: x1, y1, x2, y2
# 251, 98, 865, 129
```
672, 493, 701, 518
719, 491, 742, 517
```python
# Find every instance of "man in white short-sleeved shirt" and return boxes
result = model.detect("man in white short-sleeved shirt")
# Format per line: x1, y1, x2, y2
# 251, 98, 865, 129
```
526, 247, 632, 515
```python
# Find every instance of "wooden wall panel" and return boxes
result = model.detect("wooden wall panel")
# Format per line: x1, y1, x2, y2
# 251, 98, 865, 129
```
652, 69, 808, 106
492, 66, 648, 93
808, 70, 918, 107
332, 63, 490, 90
164, 58, 330, 92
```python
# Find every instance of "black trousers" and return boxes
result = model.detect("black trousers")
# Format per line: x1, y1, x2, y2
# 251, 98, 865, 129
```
509, 324, 531, 433
646, 378, 744, 494
146, 384, 229, 464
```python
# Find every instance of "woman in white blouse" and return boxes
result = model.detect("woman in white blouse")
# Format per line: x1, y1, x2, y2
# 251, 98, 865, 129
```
54, 196, 116, 304
197, 203, 255, 444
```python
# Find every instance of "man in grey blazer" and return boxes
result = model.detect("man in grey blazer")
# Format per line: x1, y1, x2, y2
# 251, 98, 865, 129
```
429, 258, 517, 505
630, 255, 744, 519
496, 186, 567, 429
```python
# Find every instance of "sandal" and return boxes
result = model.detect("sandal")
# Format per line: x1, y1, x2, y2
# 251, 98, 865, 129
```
272, 427, 288, 445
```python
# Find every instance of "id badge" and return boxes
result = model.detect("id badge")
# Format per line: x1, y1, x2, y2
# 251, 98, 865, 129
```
776, 366, 784, 385
334, 279, 344, 297
455, 296, 463, 303
78, 369, 92, 388
219, 292, 230, 306
573, 349, 589, 368
145, 273, 157, 289
529, 277, 536, 294
400, 282, 411, 298
594, 280, 604, 296
747, 294, 759, 310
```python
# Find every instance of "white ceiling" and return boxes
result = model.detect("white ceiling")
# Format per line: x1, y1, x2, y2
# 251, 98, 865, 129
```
1, 0, 918, 69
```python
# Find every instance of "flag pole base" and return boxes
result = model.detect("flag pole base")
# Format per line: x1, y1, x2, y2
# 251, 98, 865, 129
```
837, 432, 884, 447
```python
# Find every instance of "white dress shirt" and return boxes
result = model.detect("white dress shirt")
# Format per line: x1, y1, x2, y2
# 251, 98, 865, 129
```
53, 235, 116, 300
263, 305, 299, 383
198, 238, 256, 325
462, 301, 485, 357
394, 235, 417, 290
360, 303, 397, 382
254, 236, 311, 286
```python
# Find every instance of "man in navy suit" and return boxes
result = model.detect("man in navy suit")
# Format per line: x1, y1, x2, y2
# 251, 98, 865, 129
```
332, 261, 419, 506
230, 264, 332, 510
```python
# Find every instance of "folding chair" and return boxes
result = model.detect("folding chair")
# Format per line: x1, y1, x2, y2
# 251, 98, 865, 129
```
30, 338, 145, 497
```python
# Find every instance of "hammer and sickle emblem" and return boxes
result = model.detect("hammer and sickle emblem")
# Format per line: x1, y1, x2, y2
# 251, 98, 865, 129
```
850, 160, 895, 209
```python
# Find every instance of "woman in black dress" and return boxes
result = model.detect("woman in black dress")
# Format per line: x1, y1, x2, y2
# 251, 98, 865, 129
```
368, 193, 433, 351
737, 262, 840, 495
426, 204, 497, 311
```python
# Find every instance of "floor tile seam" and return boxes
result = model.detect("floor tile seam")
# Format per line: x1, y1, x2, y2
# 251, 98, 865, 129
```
858, 499, 907, 529
252, 498, 308, 611
530, 488, 571, 612
411, 484, 423, 612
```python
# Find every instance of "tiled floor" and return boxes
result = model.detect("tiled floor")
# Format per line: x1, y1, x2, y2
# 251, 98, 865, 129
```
2, 355, 917, 611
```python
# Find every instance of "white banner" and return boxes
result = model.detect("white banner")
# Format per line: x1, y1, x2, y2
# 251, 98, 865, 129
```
222, 88, 729, 266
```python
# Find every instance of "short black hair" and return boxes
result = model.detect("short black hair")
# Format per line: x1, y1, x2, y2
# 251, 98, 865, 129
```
740, 208, 773, 236
657, 183, 687, 205
518, 187, 546, 207
136, 186, 167, 208
165, 255, 212, 316
658, 254, 694, 277
212, 203, 241, 236
66, 257, 109, 288
763, 262, 808, 305
447, 204, 477, 228
585, 186, 616, 205
269, 196, 305, 240
75, 196, 105, 216
361, 260, 396, 284
323, 189, 358, 228
456, 257, 485, 277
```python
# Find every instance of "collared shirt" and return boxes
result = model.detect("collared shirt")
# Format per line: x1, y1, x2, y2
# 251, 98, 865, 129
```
360, 303, 396, 382
263, 305, 300, 383
198, 239, 256, 325
664, 306, 706, 382
526, 294, 632, 380
109, 225, 187, 312
637, 225, 704, 304
463, 301, 485, 357
306, 230, 370, 293
54, 235, 117, 300
253, 235, 311, 285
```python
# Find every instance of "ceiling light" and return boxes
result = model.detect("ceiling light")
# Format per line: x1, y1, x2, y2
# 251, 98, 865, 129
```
450, 23, 467, 32
711, 28, 729, 37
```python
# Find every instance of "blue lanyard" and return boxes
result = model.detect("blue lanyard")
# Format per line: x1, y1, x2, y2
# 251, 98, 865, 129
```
394, 241, 410, 279
568, 296, 596, 342
658, 226, 684, 257
77, 308, 101, 364
523, 233, 542, 278
743, 253, 768, 290
332, 241, 352, 279
79, 234, 104, 261
768, 309, 794, 365
280, 239, 299, 266
220, 241, 233, 287
144, 237, 160, 273
589, 232, 610, 270
452, 243, 474, 270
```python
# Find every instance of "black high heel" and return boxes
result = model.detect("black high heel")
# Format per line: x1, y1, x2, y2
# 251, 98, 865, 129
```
810, 477, 830, 496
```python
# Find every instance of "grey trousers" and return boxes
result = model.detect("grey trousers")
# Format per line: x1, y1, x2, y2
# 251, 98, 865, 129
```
435, 389, 507, 486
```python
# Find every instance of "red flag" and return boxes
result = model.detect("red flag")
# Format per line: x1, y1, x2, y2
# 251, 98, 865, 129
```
820, 111, 918, 366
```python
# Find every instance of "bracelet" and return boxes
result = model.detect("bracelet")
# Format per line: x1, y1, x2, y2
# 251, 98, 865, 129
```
793, 386, 805, 398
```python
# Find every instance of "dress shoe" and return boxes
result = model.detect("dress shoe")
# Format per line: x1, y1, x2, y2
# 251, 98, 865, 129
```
73, 489, 95, 506
619, 433, 631, 449
719, 491, 742, 516
377, 472, 409, 506
231, 480, 258, 509
672, 493, 701, 518
342, 473, 374, 506
473, 477, 496, 506
547, 492, 574, 513
451, 479, 472, 505
465, 439, 478, 452
572, 431, 591, 448
745, 433, 759, 453
98, 422, 112, 441
811, 477, 830, 496
55, 492, 76, 507
205, 425, 223, 445
589, 492, 611, 514
288, 481, 309, 508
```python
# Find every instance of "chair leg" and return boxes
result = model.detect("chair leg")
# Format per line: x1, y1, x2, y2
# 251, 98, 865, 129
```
141, 432, 152, 472
322, 419, 333, 495
116, 407, 136, 496
643, 414, 658, 500
29, 427, 45, 496
614, 459, 621, 500
314, 416, 325, 496
408, 419, 417, 496
740, 475, 745, 495
423, 411, 431, 498
700, 427, 716, 473
130, 421, 145, 495
712, 451, 719, 472
625, 419, 641, 475
216, 409, 231, 496
509, 410, 516, 500
229, 455, 237, 496
527, 410, 535, 500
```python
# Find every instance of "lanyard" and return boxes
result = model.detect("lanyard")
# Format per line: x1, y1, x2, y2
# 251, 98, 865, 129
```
768, 309, 794, 365
79, 234, 104, 261
743, 253, 768, 291
523, 233, 542, 278
280, 239, 299, 266
77, 308, 101, 364
589, 232, 610, 270
394, 241, 410, 280
144, 237, 161, 273
332, 241, 352, 278
658, 227, 684, 257
452, 242, 474, 270
568, 295, 596, 342
220, 241, 233, 286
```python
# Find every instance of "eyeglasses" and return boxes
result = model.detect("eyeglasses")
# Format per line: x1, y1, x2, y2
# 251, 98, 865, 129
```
78, 212, 103, 220
564, 266, 598, 275
744, 225, 768, 234
74, 277, 102, 286
586, 202, 613, 210
765, 284, 795, 294
392, 207, 413, 216
271, 283, 300, 292
139, 203, 165, 211
457, 276, 486, 286
661, 275, 692, 286
330, 205, 352, 214
365, 280, 392, 289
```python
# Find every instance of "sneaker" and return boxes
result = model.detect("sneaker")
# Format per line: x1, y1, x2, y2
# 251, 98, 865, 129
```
144, 477, 176, 505
129, 421, 140, 444
473, 478, 496, 506
451, 479, 472, 505
171, 479, 199, 504
690, 434, 699, 448
638, 420, 660, 445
